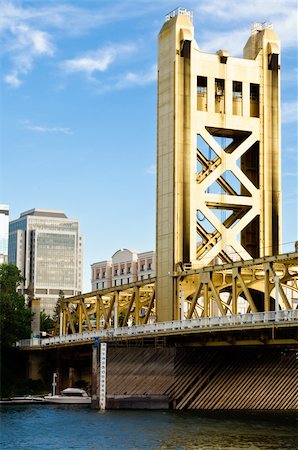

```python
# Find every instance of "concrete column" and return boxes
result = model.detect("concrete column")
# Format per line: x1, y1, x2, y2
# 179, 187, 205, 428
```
27, 352, 42, 380
31, 299, 40, 337
55, 367, 62, 394
69, 367, 75, 387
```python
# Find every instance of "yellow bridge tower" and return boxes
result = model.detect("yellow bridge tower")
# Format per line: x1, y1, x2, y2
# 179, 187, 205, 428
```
156, 8, 282, 321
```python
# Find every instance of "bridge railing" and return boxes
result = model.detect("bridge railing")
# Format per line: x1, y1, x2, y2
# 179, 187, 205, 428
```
17, 309, 298, 348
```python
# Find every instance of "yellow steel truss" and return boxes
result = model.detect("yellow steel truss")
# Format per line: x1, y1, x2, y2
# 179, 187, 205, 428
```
177, 253, 298, 319
57, 253, 297, 336
57, 279, 156, 336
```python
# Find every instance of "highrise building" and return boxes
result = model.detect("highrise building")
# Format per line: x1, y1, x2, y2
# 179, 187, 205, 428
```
0, 204, 9, 264
8, 208, 83, 316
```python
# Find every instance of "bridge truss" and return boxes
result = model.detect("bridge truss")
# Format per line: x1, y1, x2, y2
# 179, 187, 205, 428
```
57, 252, 298, 337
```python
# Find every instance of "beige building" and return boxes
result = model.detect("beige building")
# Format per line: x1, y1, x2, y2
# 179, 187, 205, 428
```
156, 8, 281, 321
91, 248, 155, 291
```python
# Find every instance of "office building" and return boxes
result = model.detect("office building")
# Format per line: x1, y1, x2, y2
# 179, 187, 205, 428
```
0, 204, 9, 264
9, 208, 83, 316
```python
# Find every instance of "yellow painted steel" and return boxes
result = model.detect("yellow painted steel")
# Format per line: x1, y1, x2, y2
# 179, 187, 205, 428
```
58, 279, 156, 336
156, 10, 282, 322
57, 253, 297, 336
57, 11, 291, 336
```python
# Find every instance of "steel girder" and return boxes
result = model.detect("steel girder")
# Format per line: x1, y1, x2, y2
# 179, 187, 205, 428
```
57, 279, 156, 336
177, 253, 298, 319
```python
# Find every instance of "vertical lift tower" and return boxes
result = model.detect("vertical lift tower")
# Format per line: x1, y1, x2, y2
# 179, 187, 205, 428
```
156, 8, 281, 321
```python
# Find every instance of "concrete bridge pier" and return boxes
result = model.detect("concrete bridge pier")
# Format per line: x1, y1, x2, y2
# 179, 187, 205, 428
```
27, 352, 44, 381
68, 367, 75, 388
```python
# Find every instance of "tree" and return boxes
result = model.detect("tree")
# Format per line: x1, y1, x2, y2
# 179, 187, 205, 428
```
40, 310, 55, 334
0, 263, 33, 349
53, 289, 64, 322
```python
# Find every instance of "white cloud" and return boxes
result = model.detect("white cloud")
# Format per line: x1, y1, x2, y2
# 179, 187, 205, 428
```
196, 0, 297, 53
282, 101, 298, 124
200, 29, 249, 55
23, 121, 72, 135
4, 71, 21, 87
62, 44, 136, 79
198, 0, 295, 20
93, 64, 157, 94
0, 0, 159, 87
115, 64, 157, 88
2, 6, 55, 87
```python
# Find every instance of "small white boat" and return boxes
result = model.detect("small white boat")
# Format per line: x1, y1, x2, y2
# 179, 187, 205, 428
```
9, 395, 45, 403
44, 387, 91, 404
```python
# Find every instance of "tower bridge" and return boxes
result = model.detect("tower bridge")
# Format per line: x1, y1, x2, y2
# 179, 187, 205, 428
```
19, 8, 298, 410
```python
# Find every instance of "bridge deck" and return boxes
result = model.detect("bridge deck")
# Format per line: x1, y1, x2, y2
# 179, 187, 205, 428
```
18, 309, 298, 349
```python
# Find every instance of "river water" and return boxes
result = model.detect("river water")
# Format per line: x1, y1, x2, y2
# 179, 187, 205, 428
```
1, 405, 297, 449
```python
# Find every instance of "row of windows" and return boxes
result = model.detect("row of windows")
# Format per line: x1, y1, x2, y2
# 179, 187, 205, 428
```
95, 274, 152, 290
113, 274, 151, 286
29, 220, 79, 231
197, 77, 259, 117
96, 264, 153, 278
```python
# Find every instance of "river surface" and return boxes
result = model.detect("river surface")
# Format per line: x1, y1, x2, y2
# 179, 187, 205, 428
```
0, 405, 297, 449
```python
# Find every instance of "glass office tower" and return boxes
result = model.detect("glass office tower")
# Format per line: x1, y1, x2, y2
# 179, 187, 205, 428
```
9, 209, 83, 316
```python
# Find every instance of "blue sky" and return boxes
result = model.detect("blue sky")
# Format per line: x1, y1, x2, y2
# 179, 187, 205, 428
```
1, 0, 297, 291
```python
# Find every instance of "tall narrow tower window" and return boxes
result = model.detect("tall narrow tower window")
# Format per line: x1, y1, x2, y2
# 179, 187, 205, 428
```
197, 76, 207, 111
233, 81, 243, 115
215, 79, 225, 113
250, 83, 259, 117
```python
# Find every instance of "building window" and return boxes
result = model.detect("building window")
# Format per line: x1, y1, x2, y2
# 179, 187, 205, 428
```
232, 81, 242, 115
197, 76, 207, 111
127, 278, 130, 284
127, 267, 131, 274
233, 81, 242, 99
148, 263, 152, 270
102, 282, 105, 289
250, 83, 259, 117
102, 271, 106, 278
121, 268, 124, 275
140, 264, 145, 272
141, 275, 144, 281
114, 280, 117, 286
215, 79, 225, 113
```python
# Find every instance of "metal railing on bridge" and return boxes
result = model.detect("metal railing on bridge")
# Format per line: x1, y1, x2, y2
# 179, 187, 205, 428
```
17, 309, 298, 348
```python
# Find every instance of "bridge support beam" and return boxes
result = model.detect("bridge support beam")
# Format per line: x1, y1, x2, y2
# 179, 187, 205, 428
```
68, 367, 75, 388
27, 352, 43, 380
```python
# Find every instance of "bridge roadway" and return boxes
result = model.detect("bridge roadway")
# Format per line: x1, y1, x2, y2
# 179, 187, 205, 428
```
18, 309, 298, 349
